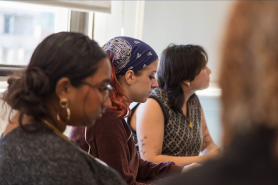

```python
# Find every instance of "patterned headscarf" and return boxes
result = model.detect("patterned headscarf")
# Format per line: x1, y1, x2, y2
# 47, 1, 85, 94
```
102, 36, 158, 77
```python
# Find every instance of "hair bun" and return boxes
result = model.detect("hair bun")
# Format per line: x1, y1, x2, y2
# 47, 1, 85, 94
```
25, 66, 51, 96
7, 76, 22, 87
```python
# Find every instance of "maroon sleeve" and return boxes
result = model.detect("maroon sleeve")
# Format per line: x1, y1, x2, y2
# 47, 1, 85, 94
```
84, 110, 183, 185
137, 158, 183, 182
91, 111, 143, 185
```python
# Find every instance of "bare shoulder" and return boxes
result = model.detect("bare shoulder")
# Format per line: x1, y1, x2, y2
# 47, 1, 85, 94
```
137, 98, 162, 114
136, 98, 164, 125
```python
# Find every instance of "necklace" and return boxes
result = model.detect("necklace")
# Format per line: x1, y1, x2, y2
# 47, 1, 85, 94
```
184, 102, 192, 129
42, 119, 100, 160
42, 119, 71, 142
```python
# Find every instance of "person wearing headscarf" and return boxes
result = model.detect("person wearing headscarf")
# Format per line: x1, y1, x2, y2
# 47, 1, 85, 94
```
70, 36, 189, 185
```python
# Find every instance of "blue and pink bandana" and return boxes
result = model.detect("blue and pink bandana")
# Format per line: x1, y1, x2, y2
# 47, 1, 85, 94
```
102, 36, 158, 77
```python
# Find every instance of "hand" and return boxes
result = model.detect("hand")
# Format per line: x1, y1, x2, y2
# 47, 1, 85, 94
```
181, 163, 201, 173
201, 147, 223, 163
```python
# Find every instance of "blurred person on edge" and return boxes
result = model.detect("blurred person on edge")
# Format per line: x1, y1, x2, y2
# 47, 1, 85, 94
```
159, 1, 278, 185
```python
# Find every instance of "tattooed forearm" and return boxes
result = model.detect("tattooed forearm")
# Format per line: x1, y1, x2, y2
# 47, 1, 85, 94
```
154, 146, 161, 155
203, 134, 211, 144
204, 124, 208, 130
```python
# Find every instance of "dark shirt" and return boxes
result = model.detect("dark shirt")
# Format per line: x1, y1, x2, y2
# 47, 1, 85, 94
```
127, 88, 202, 157
70, 109, 183, 185
0, 123, 126, 185
159, 127, 278, 185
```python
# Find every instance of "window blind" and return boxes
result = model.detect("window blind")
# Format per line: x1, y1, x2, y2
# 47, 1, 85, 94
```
21, 1, 111, 13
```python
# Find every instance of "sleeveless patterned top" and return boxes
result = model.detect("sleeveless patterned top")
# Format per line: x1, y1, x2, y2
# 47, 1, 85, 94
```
128, 88, 203, 157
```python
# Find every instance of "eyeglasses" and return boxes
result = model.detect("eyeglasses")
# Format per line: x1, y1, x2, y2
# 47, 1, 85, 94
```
81, 82, 113, 101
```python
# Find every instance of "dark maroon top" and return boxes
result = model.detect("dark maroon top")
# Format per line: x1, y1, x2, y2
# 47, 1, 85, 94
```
69, 109, 183, 185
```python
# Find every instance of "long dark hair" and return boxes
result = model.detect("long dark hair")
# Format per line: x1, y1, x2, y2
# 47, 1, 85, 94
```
157, 44, 208, 112
3, 32, 107, 131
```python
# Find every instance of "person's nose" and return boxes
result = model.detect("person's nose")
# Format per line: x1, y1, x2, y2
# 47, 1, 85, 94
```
207, 66, 212, 75
151, 79, 159, 89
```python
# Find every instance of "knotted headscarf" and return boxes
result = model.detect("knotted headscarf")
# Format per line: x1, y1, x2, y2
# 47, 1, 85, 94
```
102, 36, 158, 77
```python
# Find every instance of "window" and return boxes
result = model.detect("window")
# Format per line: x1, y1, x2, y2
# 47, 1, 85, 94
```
0, 1, 69, 66
0, 1, 110, 135
198, 95, 221, 146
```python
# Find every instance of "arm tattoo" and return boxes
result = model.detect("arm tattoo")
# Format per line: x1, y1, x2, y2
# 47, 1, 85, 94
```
140, 149, 146, 156
203, 134, 211, 144
154, 146, 161, 155
139, 135, 148, 156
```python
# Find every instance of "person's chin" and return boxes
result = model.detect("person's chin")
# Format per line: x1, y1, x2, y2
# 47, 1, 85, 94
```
206, 83, 210, 89
203, 82, 210, 89
198, 85, 208, 91
143, 95, 149, 102
136, 97, 148, 103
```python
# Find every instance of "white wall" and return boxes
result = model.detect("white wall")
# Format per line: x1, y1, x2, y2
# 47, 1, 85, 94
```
142, 1, 235, 87
140, 1, 236, 145
94, 1, 143, 46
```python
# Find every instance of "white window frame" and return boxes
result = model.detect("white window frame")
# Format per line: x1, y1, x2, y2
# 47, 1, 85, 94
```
0, 1, 104, 79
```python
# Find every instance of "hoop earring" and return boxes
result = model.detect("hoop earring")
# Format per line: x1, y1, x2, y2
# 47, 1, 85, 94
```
57, 98, 71, 123
186, 82, 190, 87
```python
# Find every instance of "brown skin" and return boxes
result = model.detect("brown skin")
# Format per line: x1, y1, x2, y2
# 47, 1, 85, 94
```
4, 58, 112, 135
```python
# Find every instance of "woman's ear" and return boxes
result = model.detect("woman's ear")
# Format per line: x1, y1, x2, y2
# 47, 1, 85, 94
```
124, 70, 135, 85
55, 77, 73, 99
